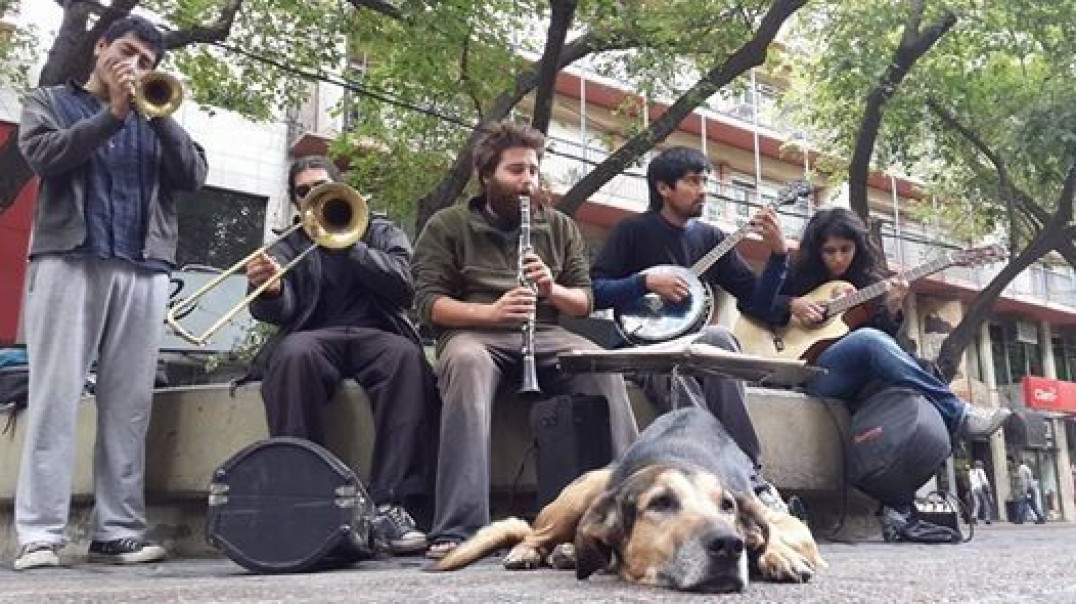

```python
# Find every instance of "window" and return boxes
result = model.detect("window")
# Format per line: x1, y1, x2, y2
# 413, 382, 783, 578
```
990, 324, 1012, 385
174, 187, 268, 270
990, 322, 1044, 385
1054, 335, 1076, 382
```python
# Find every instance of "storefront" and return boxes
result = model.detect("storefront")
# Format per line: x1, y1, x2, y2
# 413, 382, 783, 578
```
1006, 376, 1076, 521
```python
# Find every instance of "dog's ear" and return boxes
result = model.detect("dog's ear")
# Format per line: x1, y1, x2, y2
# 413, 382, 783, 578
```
574, 490, 621, 580
735, 493, 770, 556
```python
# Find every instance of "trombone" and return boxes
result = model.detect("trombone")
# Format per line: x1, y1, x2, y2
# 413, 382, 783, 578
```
167, 182, 370, 346
130, 71, 183, 119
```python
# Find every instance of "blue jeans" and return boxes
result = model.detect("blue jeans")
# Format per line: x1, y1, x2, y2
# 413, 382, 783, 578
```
805, 328, 968, 434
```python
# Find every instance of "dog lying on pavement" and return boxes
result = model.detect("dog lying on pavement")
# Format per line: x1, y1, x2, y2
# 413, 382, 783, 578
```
430, 407, 826, 593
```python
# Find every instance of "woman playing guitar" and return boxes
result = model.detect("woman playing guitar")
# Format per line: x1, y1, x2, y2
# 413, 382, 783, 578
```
775, 208, 1009, 441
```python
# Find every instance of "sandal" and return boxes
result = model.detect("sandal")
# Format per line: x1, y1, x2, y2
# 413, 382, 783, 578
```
426, 540, 460, 560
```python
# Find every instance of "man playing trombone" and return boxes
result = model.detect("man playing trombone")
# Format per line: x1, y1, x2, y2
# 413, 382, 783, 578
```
412, 121, 638, 559
14, 15, 207, 570
241, 156, 440, 556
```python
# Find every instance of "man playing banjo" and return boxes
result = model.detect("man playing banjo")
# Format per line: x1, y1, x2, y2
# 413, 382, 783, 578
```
590, 145, 793, 509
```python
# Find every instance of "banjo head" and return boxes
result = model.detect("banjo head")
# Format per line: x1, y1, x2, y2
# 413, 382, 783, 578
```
615, 265, 712, 344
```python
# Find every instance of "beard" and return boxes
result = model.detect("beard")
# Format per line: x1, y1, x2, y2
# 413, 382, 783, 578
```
484, 176, 527, 228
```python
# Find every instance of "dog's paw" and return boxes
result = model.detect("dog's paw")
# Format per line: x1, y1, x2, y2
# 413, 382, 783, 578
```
547, 542, 576, 569
757, 543, 815, 583
503, 544, 544, 570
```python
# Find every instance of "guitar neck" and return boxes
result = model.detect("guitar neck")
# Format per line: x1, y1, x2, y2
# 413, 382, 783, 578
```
688, 181, 810, 277
689, 228, 749, 276
827, 256, 954, 315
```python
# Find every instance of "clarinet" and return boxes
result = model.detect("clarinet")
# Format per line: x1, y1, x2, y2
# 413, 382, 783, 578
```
518, 194, 542, 395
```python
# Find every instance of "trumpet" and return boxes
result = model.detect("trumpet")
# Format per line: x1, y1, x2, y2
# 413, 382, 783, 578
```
130, 71, 183, 119
167, 182, 369, 345
518, 193, 541, 396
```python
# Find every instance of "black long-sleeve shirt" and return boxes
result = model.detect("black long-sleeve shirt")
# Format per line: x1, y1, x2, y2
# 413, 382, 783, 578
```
590, 211, 788, 325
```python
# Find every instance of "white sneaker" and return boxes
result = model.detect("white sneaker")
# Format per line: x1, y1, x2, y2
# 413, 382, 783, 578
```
13, 542, 61, 570
959, 406, 1012, 439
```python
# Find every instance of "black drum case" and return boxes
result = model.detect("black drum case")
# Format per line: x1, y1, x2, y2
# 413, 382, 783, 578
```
205, 437, 377, 573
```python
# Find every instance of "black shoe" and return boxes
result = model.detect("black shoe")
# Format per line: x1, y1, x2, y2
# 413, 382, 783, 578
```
87, 538, 166, 564
372, 505, 427, 555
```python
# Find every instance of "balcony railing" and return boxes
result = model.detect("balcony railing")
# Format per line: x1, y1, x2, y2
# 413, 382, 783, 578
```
543, 145, 1076, 312
877, 227, 1076, 308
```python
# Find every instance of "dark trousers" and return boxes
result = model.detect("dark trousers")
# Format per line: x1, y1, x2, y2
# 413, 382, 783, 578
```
261, 326, 440, 507
637, 326, 762, 467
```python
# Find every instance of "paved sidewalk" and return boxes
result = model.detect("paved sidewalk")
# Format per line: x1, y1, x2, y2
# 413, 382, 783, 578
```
1, 523, 1073, 603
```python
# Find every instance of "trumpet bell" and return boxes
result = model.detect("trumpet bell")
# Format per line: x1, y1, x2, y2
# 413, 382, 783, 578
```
300, 182, 369, 249
134, 72, 184, 119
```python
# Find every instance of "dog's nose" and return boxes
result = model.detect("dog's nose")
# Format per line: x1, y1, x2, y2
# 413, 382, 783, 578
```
703, 532, 744, 559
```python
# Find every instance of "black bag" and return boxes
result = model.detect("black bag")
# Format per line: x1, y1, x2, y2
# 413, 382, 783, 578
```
530, 394, 612, 509
881, 503, 961, 544
0, 365, 29, 413
848, 387, 951, 508
205, 437, 378, 573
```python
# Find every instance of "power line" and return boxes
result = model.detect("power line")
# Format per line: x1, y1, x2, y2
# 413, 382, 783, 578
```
203, 38, 619, 171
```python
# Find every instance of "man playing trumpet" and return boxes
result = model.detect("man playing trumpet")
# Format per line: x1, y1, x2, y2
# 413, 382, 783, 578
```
14, 15, 207, 570
412, 121, 639, 559
241, 156, 441, 556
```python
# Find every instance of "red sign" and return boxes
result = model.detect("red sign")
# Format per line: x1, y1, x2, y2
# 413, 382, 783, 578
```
0, 120, 38, 345
1023, 376, 1076, 414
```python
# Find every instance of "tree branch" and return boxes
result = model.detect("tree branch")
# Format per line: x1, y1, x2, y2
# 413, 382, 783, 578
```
457, 27, 484, 119
413, 28, 646, 229
935, 227, 1055, 380
846, 5, 956, 226
162, 0, 243, 49
343, 0, 403, 20
531, 0, 579, 133
927, 98, 1051, 227
557, 0, 807, 216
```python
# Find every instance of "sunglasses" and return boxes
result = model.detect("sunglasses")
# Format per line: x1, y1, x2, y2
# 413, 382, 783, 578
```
293, 180, 330, 200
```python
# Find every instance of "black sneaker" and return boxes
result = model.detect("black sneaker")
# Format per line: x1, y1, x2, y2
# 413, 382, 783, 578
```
87, 538, 167, 564
373, 505, 427, 555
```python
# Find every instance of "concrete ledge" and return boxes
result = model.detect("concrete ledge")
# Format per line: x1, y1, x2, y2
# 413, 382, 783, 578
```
0, 382, 850, 558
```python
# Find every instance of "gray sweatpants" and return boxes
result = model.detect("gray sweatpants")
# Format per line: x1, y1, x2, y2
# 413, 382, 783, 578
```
429, 327, 639, 542
16, 256, 168, 546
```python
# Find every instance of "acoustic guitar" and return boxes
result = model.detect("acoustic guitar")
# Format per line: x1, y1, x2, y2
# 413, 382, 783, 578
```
615, 180, 812, 344
732, 244, 1006, 363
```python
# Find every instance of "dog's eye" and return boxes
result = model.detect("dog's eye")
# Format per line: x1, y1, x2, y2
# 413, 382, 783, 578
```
647, 493, 679, 513
720, 496, 736, 512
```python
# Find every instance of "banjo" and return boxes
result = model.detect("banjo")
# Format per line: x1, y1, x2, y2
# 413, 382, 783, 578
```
615, 180, 812, 344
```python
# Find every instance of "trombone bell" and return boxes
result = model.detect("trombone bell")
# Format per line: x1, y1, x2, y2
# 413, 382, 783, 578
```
133, 71, 183, 119
166, 182, 370, 346
300, 182, 369, 249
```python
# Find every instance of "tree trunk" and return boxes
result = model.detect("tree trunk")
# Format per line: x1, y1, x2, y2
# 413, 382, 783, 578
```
846, 4, 955, 253
934, 225, 1059, 381
414, 31, 615, 231
531, 0, 579, 134
557, 0, 806, 217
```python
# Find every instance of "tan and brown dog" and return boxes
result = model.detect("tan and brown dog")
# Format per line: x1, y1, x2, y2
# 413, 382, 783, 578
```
431, 407, 825, 593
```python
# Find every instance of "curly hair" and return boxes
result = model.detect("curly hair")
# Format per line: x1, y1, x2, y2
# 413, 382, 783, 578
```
473, 121, 546, 186
791, 207, 884, 290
